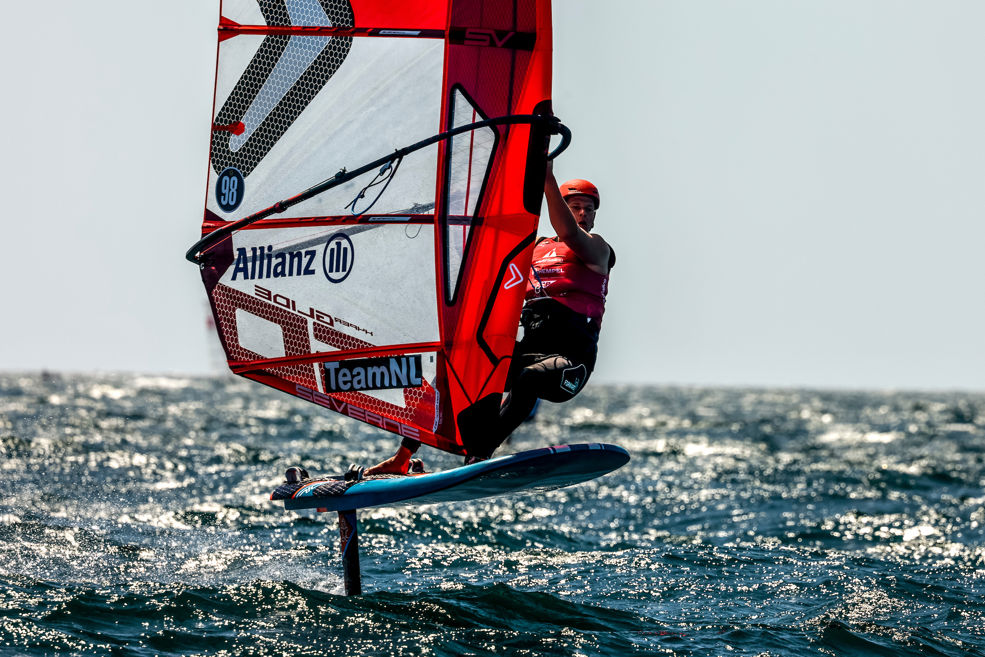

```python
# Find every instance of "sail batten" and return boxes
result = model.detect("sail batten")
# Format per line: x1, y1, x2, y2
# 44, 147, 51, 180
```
229, 341, 445, 373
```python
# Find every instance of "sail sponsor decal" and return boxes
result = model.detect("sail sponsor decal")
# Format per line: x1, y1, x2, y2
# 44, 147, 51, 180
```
295, 384, 421, 439
252, 284, 374, 336
449, 28, 536, 50
324, 355, 423, 392
230, 233, 355, 284
323, 233, 354, 283
232, 246, 318, 281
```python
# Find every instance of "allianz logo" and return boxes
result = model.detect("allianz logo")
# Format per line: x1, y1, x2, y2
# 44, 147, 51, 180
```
231, 245, 317, 281
231, 233, 354, 283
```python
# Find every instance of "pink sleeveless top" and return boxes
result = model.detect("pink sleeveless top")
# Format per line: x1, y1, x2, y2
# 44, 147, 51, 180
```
525, 238, 610, 322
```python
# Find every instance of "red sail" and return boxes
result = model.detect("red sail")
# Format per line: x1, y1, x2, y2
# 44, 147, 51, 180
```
198, 0, 554, 454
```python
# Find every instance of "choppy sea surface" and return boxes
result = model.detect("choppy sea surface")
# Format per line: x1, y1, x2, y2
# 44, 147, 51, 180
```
1, 373, 984, 656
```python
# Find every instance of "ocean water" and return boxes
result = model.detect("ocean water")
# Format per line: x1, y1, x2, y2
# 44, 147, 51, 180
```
1, 373, 983, 657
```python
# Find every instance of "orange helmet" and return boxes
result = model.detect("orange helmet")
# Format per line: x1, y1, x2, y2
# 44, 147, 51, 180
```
559, 179, 599, 209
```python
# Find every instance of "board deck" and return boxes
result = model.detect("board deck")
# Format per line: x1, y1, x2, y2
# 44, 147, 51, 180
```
270, 443, 629, 512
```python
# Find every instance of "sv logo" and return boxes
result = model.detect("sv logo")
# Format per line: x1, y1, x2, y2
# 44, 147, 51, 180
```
463, 28, 517, 48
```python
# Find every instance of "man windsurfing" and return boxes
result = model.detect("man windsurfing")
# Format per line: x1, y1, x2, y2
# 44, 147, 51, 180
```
365, 162, 614, 475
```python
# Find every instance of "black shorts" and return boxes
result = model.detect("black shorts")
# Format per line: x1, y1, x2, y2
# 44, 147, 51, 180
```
507, 299, 599, 403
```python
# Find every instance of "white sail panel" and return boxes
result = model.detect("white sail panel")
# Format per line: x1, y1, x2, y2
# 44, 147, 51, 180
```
209, 35, 444, 223
216, 225, 439, 352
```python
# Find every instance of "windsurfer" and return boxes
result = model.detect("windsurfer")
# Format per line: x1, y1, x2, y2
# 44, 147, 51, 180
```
457, 162, 614, 462
366, 163, 614, 475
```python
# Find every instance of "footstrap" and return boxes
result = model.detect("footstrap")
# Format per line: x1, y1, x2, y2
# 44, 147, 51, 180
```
344, 464, 365, 482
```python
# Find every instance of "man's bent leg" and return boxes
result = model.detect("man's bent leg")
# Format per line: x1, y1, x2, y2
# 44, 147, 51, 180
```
458, 355, 587, 460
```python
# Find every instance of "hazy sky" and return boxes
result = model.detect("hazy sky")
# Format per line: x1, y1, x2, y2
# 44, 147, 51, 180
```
2, 1, 982, 390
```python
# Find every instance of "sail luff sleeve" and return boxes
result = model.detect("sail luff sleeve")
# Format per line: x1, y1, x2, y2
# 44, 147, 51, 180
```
438, 0, 553, 447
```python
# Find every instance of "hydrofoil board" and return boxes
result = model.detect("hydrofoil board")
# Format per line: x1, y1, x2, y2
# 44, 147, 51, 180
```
271, 443, 629, 512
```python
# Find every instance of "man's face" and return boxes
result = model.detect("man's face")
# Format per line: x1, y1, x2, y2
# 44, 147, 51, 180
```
566, 196, 597, 231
